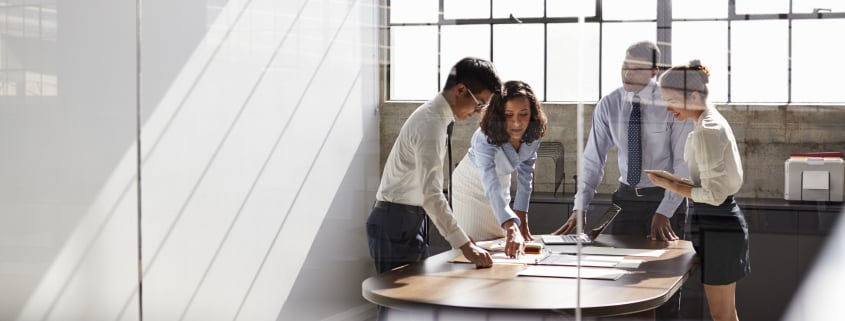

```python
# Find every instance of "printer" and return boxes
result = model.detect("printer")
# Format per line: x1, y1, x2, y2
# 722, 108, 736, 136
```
784, 153, 844, 202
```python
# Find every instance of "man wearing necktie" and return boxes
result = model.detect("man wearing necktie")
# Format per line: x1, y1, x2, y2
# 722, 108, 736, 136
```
368, 57, 502, 276
553, 41, 693, 242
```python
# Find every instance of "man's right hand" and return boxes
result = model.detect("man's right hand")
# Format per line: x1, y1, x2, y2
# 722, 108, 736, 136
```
551, 210, 587, 235
459, 242, 493, 268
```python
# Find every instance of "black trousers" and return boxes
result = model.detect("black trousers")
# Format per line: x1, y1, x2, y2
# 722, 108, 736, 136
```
607, 183, 686, 237
365, 201, 429, 274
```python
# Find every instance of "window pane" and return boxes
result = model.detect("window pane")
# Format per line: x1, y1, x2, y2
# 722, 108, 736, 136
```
547, 0, 596, 18
390, 0, 438, 24
493, 0, 544, 19
794, 0, 844, 13
600, 22, 656, 96
730, 20, 788, 103
390, 26, 438, 100
602, 0, 656, 20
444, 0, 490, 20
735, 0, 788, 14
673, 1, 727, 19
792, 19, 845, 103
671, 21, 728, 103
493, 24, 545, 99
547, 23, 600, 102
440, 25, 491, 88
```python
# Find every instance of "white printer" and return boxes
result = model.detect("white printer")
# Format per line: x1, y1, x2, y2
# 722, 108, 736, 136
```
784, 153, 844, 202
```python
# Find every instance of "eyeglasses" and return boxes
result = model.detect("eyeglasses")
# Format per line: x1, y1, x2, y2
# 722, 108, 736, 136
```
467, 88, 489, 112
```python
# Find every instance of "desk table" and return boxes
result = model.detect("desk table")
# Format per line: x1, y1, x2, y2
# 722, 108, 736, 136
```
362, 235, 695, 320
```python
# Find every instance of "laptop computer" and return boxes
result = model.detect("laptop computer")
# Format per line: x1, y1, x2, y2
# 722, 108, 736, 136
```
541, 204, 622, 245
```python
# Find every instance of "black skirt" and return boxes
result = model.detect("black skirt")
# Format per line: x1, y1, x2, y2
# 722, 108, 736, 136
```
689, 195, 751, 285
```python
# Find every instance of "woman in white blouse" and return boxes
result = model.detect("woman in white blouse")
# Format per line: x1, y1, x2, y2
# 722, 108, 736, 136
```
647, 60, 750, 321
452, 80, 547, 257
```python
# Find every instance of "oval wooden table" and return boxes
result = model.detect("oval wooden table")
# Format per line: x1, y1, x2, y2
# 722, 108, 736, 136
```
362, 235, 696, 320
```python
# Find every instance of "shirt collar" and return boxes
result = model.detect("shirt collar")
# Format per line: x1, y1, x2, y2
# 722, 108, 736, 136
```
433, 93, 456, 122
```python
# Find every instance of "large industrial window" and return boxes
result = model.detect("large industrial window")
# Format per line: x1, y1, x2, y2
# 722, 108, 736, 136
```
386, 0, 845, 104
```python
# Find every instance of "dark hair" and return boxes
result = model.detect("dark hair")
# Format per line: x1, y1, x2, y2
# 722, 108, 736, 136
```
442, 57, 503, 94
480, 80, 547, 145
658, 59, 710, 100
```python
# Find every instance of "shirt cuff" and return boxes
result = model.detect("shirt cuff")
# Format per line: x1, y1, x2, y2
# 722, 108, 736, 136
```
444, 228, 471, 249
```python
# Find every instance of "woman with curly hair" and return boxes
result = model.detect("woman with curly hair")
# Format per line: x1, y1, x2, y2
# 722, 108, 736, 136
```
452, 80, 547, 257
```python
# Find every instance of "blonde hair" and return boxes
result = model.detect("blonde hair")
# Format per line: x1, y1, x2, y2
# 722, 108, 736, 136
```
658, 59, 710, 101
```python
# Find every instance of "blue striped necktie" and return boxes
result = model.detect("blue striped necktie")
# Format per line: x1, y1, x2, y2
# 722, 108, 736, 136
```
627, 95, 642, 186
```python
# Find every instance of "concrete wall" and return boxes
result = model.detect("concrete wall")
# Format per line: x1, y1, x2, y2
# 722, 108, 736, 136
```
380, 102, 845, 199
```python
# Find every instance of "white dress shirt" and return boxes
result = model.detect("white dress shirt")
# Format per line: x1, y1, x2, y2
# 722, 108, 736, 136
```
376, 94, 470, 248
686, 107, 744, 206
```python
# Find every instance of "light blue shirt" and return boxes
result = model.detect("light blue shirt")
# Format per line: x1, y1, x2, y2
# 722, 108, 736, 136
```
467, 128, 541, 227
574, 80, 694, 217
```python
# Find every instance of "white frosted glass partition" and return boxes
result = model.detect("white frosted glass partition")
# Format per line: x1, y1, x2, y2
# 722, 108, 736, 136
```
671, 21, 728, 103
390, 0, 438, 23
547, 23, 600, 102
493, 24, 545, 99
546, 0, 595, 18
440, 25, 491, 87
390, 26, 438, 100
0, 0, 139, 320
735, 0, 789, 14
730, 20, 788, 103
444, 0, 490, 19
1, 0, 378, 320
492, 0, 544, 19
792, 20, 845, 103
673, 1, 727, 19
139, 0, 378, 320
599, 22, 655, 97
794, 0, 843, 13
601, 0, 656, 20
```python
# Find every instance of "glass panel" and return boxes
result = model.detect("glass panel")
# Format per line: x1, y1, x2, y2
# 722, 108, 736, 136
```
440, 25, 492, 88
389, 0, 439, 24
735, 0, 789, 14
600, 22, 656, 96
547, 0, 596, 18
390, 26, 439, 100
794, 0, 844, 13
547, 23, 600, 102
444, 0, 490, 20
673, 0, 728, 19
730, 20, 788, 103
492, 0, 544, 19
671, 21, 728, 103
493, 24, 545, 99
792, 19, 845, 103
602, 0, 656, 20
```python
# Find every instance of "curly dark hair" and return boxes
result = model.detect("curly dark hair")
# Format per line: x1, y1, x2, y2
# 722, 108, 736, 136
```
479, 80, 547, 145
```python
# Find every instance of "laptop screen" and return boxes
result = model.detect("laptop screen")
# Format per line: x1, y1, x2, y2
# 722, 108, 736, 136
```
587, 204, 622, 239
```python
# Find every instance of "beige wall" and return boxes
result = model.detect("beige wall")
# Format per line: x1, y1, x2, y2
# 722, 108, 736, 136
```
380, 102, 845, 199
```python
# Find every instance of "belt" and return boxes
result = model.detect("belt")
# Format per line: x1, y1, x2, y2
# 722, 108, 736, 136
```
618, 183, 664, 197
373, 200, 425, 214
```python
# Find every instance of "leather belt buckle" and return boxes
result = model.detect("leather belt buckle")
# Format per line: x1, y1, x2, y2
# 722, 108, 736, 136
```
634, 187, 645, 197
